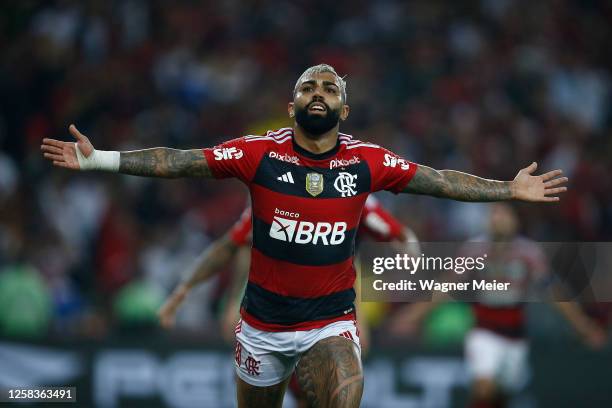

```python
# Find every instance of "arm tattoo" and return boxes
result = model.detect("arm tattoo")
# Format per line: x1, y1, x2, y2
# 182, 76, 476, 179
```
403, 165, 514, 202
296, 336, 363, 408
119, 148, 211, 178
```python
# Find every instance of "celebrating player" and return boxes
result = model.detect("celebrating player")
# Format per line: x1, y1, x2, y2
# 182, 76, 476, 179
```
41, 64, 568, 408
158, 196, 418, 408
158, 196, 418, 337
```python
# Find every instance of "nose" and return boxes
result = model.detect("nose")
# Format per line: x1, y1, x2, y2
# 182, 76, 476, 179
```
311, 84, 325, 100
311, 92, 325, 102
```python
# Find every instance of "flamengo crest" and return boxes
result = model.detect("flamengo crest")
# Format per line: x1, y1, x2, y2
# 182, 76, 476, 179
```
334, 172, 358, 197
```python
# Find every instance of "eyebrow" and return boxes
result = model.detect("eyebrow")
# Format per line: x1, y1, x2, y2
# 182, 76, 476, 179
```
300, 80, 340, 89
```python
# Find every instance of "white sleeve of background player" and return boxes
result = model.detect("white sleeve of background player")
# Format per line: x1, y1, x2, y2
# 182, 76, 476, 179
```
74, 143, 120, 171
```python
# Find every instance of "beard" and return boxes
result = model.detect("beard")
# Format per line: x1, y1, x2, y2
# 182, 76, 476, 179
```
294, 102, 341, 136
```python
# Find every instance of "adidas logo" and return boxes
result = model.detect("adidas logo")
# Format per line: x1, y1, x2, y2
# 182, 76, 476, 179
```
277, 172, 294, 183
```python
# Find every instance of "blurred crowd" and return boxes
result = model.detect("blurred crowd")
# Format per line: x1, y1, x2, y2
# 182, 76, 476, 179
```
0, 0, 610, 340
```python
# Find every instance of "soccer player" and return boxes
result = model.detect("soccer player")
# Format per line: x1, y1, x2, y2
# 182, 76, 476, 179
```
158, 196, 418, 408
388, 203, 606, 408
158, 195, 418, 338
41, 64, 568, 408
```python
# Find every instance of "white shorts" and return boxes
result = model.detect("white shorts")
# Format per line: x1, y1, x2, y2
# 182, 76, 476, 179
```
465, 328, 529, 392
234, 319, 361, 387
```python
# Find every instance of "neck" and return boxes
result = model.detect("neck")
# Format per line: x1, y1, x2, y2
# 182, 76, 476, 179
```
292, 123, 339, 154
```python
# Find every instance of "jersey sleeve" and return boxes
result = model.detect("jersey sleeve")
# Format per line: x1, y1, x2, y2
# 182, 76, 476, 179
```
202, 137, 263, 183
229, 207, 253, 246
365, 146, 418, 193
360, 196, 405, 242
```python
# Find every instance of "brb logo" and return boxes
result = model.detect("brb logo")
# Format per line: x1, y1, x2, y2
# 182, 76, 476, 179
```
269, 209, 346, 245
383, 153, 410, 170
213, 147, 243, 160
334, 172, 358, 197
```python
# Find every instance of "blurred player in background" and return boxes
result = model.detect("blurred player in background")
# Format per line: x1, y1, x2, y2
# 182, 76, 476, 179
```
389, 203, 607, 408
41, 64, 568, 408
158, 195, 419, 407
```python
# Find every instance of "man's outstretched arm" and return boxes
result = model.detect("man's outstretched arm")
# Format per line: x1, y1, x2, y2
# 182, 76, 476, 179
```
403, 162, 568, 202
119, 148, 211, 178
41, 124, 212, 178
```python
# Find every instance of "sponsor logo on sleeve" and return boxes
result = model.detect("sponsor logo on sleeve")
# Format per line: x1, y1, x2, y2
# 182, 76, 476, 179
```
383, 153, 410, 170
213, 147, 244, 160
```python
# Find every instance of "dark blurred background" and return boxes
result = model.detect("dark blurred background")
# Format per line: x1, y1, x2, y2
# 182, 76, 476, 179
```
0, 1, 611, 407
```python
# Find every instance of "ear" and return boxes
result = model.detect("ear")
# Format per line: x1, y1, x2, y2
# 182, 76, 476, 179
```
288, 102, 295, 118
340, 104, 350, 121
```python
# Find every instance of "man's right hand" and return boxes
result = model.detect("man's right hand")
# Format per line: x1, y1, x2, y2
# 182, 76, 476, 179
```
158, 286, 189, 329
41, 124, 94, 170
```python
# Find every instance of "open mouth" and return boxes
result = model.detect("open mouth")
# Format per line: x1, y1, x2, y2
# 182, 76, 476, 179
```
308, 102, 327, 113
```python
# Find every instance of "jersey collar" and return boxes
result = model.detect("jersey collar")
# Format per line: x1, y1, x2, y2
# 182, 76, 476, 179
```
291, 130, 341, 160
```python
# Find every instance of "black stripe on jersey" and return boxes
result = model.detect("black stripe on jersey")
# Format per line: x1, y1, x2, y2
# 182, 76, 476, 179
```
253, 155, 371, 198
252, 215, 356, 266
242, 282, 355, 325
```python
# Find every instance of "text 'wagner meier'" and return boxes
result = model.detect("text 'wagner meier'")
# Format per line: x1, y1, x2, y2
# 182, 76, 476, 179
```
370, 254, 511, 293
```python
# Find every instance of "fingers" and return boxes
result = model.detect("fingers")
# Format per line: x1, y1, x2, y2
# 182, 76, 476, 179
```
69, 124, 86, 142
542, 196, 560, 202
41, 138, 66, 149
44, 152, 65, 162
545, 187, 567, 195
544, 176, 568, 187
41, 144, 63, 155
540, 169, 563, 181
524, 161, 538, 174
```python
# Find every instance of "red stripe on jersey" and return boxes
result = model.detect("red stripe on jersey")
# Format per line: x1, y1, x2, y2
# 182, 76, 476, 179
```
249, 248, 355, 298
473, 304, 525, 338
360, 196, 405, 241
250, 183, 367, 229
230, 208, 253, 246
241, 308, 356, 332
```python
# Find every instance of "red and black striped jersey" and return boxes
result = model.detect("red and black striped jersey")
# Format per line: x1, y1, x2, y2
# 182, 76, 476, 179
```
229, 195, 406, 247
203, 128, 417, 331
468, 236, 548, 338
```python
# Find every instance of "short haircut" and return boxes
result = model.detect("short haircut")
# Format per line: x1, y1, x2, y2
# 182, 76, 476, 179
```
293, 64, 347, 103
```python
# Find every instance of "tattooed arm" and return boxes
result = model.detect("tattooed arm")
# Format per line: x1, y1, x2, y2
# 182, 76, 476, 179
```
403, 162, 568, 202
120, 148, 211, 178
41, 124, 212, 178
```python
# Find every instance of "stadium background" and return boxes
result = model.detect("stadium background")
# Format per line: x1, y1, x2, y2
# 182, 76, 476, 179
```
0, 0, 611, 407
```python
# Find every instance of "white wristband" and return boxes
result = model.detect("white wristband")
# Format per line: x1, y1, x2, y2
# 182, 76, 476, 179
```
74, 143, 120, 172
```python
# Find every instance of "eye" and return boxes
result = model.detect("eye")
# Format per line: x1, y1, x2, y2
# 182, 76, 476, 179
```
326, 87, 338, 94
302, 86, 313, 92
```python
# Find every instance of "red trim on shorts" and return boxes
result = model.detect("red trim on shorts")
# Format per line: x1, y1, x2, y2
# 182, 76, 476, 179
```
241, 309, 356, 332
